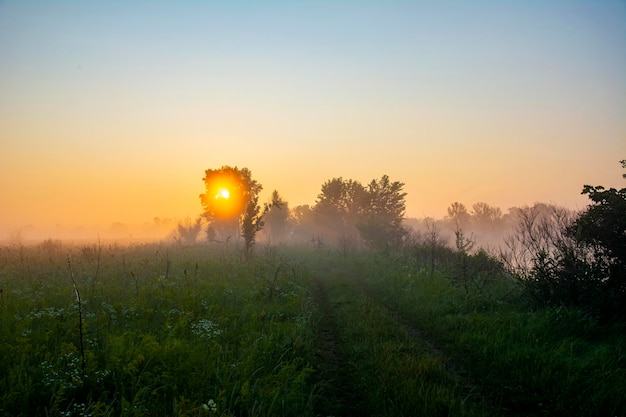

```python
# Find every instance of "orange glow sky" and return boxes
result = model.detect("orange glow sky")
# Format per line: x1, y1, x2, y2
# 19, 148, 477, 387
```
1, 1, 625, 240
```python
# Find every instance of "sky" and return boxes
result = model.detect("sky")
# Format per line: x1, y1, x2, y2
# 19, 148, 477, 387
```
1, 1, 625, 240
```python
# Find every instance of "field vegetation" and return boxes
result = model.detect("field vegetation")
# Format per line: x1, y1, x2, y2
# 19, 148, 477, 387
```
1, 237, 624, 417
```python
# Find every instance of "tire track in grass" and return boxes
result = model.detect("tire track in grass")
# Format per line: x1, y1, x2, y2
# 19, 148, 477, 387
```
355, 276, 457, 373
311, 261, 503, 417
312, 275, 361, 417
354, 274, 505, 416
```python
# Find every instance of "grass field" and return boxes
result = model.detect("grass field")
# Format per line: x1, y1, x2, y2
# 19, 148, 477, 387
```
1, 241, 624, 416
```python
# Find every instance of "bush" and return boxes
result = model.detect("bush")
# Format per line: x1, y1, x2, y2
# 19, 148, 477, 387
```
502, 185, 626, 321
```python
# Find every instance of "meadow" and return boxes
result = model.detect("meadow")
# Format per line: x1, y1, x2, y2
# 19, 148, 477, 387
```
0, 240, 624, 417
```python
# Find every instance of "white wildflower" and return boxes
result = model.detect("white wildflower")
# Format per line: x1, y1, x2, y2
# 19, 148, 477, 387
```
190, 319, 222, 339
202, 399, 217, 413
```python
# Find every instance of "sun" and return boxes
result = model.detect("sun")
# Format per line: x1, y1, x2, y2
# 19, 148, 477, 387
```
215, 188, 230, 200
200, 168, 249, 220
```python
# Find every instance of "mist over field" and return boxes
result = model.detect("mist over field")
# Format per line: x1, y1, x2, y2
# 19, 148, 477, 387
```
1, 3, 625, 414
0, 195, 574, 252
1, 1, 624, 246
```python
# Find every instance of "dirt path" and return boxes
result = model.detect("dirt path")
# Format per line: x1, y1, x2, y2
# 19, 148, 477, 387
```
309, 264, 503, 417
352, 274, 503, 415
312, 276, 361, 417
354, 276, 464, 378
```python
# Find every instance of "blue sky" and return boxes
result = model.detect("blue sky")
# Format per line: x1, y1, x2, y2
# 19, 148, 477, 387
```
0, 1, 624, 234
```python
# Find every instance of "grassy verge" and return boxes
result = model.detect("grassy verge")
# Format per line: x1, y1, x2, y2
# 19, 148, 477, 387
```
355, 253, 626, 417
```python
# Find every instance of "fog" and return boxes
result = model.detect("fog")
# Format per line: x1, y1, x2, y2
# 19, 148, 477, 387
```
1, 2, 623, 248
0, 196, 578, 263
1, 219, 176, 246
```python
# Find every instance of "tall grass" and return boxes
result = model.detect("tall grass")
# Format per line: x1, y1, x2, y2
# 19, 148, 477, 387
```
309, 262, 498, 416
355, 251, 626, 416
0, 243, 317, 417
1, 242, 624, 416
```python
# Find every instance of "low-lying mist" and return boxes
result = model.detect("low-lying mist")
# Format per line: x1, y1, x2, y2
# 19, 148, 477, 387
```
1, 202, 575, 262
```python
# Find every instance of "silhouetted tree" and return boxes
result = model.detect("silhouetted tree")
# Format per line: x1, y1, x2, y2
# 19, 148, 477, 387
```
447, 202, 471, 228
289, 205, 316, 243
472, 202, 502, 229
502, 169, 626, 320
200, 166, 254, 219
357, 175, 408, 250
175, 217, 203, 244
240, 194, 263, 255
314, 177, 367, 244
199, 166, 266, 253
425, 218, 444, 275
241, 190, 282, 257
569, 184, 626, 317
263, 190, 290, 242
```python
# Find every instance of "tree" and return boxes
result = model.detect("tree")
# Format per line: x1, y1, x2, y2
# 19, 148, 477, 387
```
569, 184, 626, 315
447, 202, 471, 228
200, 166, 256, 221
312, 175, 408, 250
454, 223, 475, 296
290, 204, 317, 243
240, 190, 282, 256
240, 193, 263, 256
199, 166, 266, 252
263, 190, 290, 242
424, 218, 446, 275
502, 170, 626, 320
572, 185, 626, 262
175, 217, 203, 244
314, 177, 368, 244
357, 175, 408, 250
472, 202, 502, 229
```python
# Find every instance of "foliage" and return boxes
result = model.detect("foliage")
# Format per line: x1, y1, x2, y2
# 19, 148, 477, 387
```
240, 193, 264, 256
573, 185, 626, 266
313, 175, 408, 250
354, 252, 625, 416
262, 190, 291, 243
240, 191, 282, 256
357, 175, 408, 251
1, 240, 624, 416
454, 224, 475, 296
175, 217, 203, 244
200, 166, 257, 221
502, 181, 626, 321
200, 166, 276, 254
313, 177, 367, 243
569, 184, 626, 318
447, 202, 471, 227
471, 202, 503, 229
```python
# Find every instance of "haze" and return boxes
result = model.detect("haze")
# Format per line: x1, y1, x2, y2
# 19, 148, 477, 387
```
1, 1, 625, 242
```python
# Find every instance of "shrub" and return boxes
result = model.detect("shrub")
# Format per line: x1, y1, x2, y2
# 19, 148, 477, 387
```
502, 184, 626, 321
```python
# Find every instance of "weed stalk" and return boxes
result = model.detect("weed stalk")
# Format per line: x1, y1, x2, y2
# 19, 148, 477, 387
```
67, 255, 86, 379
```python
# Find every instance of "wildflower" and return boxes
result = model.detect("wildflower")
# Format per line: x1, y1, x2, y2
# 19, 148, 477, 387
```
208, 399, 217, 412
190, 319, 222, 339
202, 399, 217, 413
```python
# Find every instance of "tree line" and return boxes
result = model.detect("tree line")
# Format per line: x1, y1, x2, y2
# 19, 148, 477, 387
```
194, 166, 409, 253
182, 161, 626, 321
